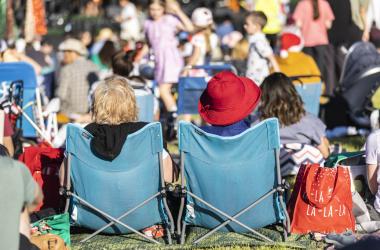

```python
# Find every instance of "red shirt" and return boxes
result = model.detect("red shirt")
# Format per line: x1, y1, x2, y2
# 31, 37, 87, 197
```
4, 115, 14, 137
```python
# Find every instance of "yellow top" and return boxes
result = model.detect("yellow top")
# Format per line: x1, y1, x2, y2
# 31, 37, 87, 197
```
254, 0, 282, 34
276, 52, 322, 84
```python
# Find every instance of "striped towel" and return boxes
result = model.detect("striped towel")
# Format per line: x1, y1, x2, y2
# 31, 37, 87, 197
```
280, 143, 324, 176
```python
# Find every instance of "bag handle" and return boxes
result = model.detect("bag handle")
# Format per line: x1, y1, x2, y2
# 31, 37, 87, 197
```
333, 151, 365, 167
304, 164, 342, 208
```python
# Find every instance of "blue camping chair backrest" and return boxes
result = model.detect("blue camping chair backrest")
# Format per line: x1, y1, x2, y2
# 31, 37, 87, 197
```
0, 62, 37, 137
136, 93, 154, 122
294, 82, 322, 116
65, 123, 166, 234
178, 119, 284, 232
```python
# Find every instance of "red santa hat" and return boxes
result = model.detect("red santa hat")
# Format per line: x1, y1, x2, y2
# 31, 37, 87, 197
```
280, 26, 304, 58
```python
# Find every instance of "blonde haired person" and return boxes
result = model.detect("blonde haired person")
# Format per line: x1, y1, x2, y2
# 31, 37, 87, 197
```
91, 76, 138, 124
185, 7, 218, 76
60, 76, 177, 184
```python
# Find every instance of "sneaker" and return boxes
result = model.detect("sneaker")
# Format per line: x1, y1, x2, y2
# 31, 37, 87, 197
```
325, 231, 356, 249
142, 225, 165, 239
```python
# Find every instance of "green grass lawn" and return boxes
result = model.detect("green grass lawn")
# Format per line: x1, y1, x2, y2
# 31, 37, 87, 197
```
71, 226, 324, 250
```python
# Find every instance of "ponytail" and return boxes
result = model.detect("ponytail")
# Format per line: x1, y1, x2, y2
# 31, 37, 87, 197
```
312, 0, 320, 20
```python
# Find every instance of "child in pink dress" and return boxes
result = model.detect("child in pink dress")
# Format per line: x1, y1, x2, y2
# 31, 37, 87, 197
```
144, 0, 193, 115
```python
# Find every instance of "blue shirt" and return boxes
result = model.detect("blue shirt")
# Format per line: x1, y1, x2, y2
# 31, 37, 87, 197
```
200, 120, 250, 137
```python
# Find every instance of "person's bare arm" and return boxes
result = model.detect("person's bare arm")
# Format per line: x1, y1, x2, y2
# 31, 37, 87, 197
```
167, 1, 194, 32
363, 1, 373, 41
3, 136, 14, 156
368, 164, 379, 195
59, 158, 67, 187
325, 20, 332, 29
295, 20, 303, 28
317, 136, 330, 158
186, 45, 201, 67
163, 155, 175, 183
360, 5, 368, 32
268, 54, 280, 72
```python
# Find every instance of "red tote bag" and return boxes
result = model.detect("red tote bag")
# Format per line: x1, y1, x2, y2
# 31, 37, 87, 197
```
19, 145, 65, 211
288, 163, 355, 234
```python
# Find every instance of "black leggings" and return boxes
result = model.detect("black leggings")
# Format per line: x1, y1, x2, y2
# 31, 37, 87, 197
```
303, 45, 336, 96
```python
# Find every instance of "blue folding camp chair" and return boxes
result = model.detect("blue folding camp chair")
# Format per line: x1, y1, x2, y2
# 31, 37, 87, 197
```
177, 64, 237, 115
176, 119, 290, 244
61, 123, 174, 244
0, 62, 38, 137
136, 93, 154, 122
290, 75, 323, 116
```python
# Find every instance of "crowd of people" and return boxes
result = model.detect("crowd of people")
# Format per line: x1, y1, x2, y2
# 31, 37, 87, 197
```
1, 0, 380, 249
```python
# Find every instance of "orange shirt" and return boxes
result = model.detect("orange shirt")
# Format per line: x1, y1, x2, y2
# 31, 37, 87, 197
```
276, 52, 321, 84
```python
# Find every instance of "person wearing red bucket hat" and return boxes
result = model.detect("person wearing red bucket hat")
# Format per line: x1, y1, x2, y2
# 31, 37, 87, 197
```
198, 71, 261, 136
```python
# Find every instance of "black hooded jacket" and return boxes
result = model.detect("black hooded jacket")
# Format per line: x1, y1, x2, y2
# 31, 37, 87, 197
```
84, 122, 148, 161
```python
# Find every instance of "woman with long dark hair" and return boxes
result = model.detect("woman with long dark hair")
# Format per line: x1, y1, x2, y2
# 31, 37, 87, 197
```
259, 72, 330, 158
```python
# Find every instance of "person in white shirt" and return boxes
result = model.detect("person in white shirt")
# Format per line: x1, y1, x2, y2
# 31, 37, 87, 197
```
244, 11, 280, 85
184, 7, 218, 77
117, 0, 141, 42
365, 129, 380, 219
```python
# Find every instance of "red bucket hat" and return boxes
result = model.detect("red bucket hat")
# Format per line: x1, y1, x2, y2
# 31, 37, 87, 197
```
198, 71, 261, 126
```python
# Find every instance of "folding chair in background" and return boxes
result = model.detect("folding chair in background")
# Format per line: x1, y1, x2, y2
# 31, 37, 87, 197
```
177, 64, 237, 115
0, 62, 38, 137
61, 123, 174, 244
136, 93, 154, 122
176, 119, 290, 244
290, 75, 323, 116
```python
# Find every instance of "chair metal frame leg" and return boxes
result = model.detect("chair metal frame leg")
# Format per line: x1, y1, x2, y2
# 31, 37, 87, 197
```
158, 152, 175, 244
186, 192, 274, 243
193, 188, 278, 244
80, 192, 162, 242
177, 195, 185, 241
69, 192, 161, 244
165, 228, 172, 244
275, 149, 291, 239
180, 221, 187, 244
158, 152, 175, 236
278, 193, 290, 237
177, 151, 186, 243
